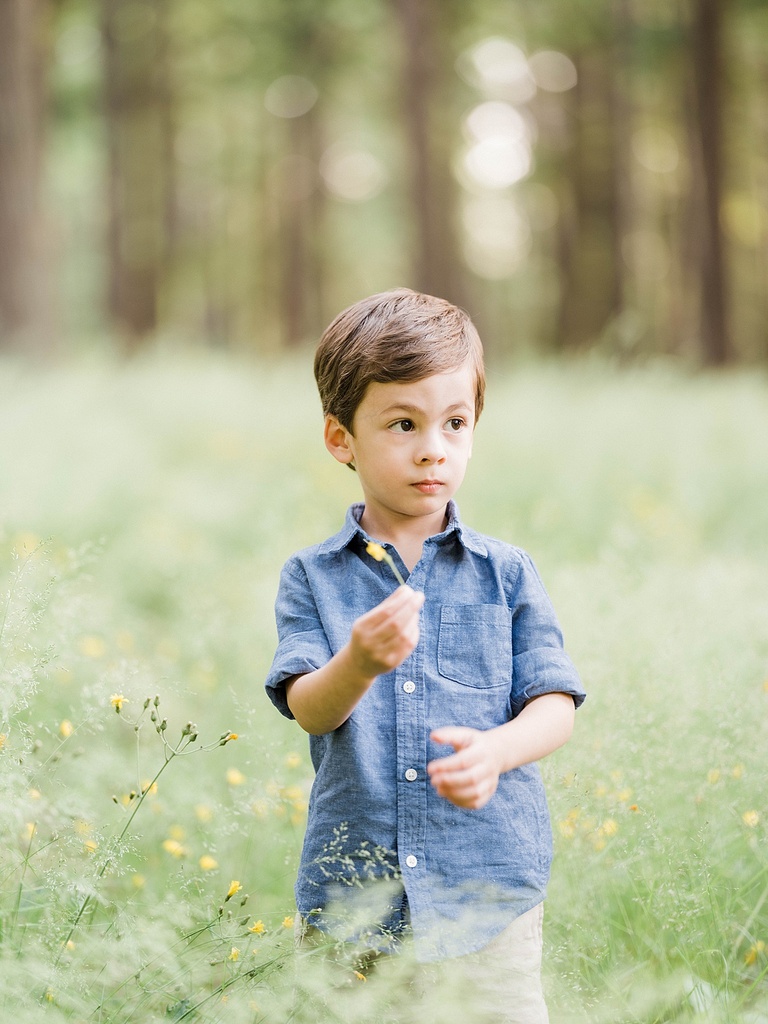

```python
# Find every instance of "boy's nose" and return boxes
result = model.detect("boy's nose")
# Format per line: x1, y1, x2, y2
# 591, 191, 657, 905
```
417, 434, 446, 464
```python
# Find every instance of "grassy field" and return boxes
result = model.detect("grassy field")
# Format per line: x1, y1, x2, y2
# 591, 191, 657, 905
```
1, 352, 767, 1022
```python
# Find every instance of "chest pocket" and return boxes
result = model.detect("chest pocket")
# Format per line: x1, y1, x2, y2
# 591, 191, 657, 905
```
437, 604, 513, 688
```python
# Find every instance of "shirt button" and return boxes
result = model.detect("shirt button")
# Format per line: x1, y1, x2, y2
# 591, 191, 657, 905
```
405, 768, 418, 781
403, 681, 416, 693
405, 854, 418, 868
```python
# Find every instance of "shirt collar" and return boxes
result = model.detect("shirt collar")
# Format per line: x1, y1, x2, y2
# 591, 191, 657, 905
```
317, 501, 488, 558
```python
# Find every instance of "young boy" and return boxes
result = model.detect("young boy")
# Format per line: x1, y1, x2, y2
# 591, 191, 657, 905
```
265, 289, 585, 1023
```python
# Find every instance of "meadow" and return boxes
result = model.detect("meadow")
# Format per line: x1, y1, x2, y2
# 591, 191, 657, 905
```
1, 351, 767, 1022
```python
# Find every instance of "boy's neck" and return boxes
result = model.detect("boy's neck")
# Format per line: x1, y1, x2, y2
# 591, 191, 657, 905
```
360, 505, 448, 573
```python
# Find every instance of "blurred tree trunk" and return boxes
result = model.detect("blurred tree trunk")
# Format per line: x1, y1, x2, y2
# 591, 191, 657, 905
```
390, 0, 465, 306
102, 0, 174, 352
0, 0, 53, 352
556, 36, 624, 350
689, 0, 730, 365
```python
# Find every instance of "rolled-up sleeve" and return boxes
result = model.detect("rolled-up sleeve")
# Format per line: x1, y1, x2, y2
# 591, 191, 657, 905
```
264, 559, 333, 719
509, 553, 586, 717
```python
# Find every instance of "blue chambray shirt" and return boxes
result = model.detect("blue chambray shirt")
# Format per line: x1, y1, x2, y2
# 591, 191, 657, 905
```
265, 502, 585, 961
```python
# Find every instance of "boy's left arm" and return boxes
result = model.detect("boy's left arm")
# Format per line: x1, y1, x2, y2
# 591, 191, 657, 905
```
427, 692, 575, 810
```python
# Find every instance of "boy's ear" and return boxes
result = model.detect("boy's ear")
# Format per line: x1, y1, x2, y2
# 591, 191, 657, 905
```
323, 415, 355, 467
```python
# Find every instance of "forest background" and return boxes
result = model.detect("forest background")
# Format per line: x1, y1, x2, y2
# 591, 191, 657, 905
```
1, 0, 767, 364
2, 1, 768, 1022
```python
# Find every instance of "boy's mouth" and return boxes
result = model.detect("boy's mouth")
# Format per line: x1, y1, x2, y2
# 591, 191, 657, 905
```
413, 479, 443, 494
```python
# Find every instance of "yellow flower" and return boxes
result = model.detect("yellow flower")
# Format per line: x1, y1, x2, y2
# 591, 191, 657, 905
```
249, 920, 265, 934
745, 940, 766, 965
79, 635, 105, 659
228, 947, 240, 961
707, 769, 721, 785
84, 839, 98, 854
353, 970, 367, 982
226, 880, 242, 900
162, 839, 187, 858
0, 733, 6, 750
732, 764, 744, 779
195, 803, 214, 823
110, 693, 127, 713
600, 819, 618, 837
743, 810, 760, 828
199, 855, 219, 871
282, 916, 294, 929
285, 752, 302, 769
366, 541, 386, 562
132, 874, 146, 888
226, 768, 246, 786
365, 541, 405, 586
59, 720, 74, 739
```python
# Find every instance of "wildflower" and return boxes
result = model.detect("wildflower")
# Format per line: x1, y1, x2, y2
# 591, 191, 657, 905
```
366, 541, 405, 586
600, 819, 618, 837
141, 780, 158, 796
132, 874, 146, 888
226, 768, 246, 786
354, 970, 367, 982
0, 734, 6, 750
199, 855, 219, 871
195, 804, 214, 823
59, 720, 74, 739
282, 916, 294, 929
84, 839, 98, 854
162, 839, 187, 858
285, 752, 302, 769
249, 920, 265, 934
29, 788, 41, 800
110, 693, 127, 714
707, 769, 721, 785
169, 824, 186, 841
557, 819, 576, 840
226, 880, 242, 900
228, 947, 240, 962
629, 804, 639, 812
732, 764, 744, 779
743, 810, 760, 828
745, 940, 766, 965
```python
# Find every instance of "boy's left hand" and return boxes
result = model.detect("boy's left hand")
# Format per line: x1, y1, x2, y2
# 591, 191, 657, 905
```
427, 727, 501, 810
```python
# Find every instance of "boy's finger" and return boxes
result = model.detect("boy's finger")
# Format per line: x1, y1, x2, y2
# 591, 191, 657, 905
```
430, 726, 476, 750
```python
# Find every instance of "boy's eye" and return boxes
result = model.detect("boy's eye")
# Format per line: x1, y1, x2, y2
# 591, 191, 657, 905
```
389, 419, 415, 433
446, 417, 466, 432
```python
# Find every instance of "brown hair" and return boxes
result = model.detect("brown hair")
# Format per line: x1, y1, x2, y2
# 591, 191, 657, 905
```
314, 288, 485, 432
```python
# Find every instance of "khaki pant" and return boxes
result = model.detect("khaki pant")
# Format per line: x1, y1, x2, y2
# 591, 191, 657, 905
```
293, 903, 548, 1024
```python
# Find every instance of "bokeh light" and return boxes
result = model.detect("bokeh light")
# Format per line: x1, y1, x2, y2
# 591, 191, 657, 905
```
264, 76, 318, 119
319, 145, 388, 202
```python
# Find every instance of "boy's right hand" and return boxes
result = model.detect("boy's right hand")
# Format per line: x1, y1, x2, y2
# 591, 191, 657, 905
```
348, 585, 425, 680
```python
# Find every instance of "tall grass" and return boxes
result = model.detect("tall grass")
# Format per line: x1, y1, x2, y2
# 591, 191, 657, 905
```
1, 352, 766, 1021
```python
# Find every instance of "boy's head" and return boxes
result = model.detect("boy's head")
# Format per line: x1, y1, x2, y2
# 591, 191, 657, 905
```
314, 289, 485, 433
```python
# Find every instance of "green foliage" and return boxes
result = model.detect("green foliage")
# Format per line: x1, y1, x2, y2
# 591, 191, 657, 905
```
1, 353, 767, 1020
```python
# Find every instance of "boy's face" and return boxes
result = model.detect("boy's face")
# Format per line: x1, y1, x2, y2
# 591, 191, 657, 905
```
324, 361, 476, 539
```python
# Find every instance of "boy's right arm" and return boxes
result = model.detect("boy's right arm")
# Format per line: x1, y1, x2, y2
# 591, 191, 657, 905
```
285, 585, 424, 735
